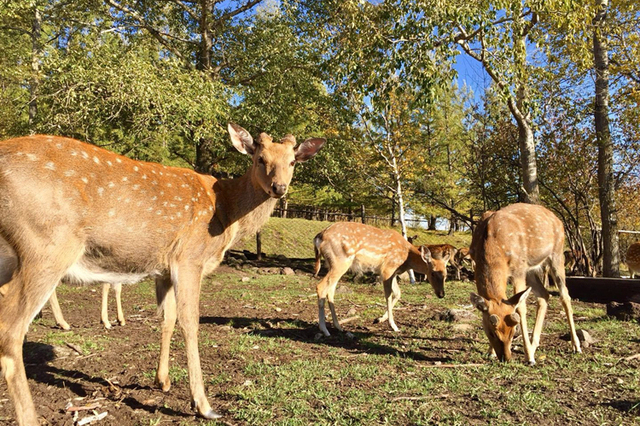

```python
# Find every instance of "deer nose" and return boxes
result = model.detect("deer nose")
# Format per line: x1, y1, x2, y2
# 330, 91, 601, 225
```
271, 183, 287, 197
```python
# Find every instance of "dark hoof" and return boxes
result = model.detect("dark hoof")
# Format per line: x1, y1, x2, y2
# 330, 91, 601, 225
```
202, 409, 223, 420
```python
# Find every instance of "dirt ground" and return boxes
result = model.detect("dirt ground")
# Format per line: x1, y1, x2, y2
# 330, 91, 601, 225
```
1, 255, 639, 425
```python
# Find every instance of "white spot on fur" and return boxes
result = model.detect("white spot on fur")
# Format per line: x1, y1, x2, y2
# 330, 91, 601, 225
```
27, 153, 37, 161
108, 182, 115, 188
107, 160, 113, 166
132, 184, 140, 190
44, 162, 55, 171
122, 177, 128, 182
116, 158, 122, 163
81, 151, 89, 159
97, 187, 104, 196
108, 209, 115, 217
64, 170, 76, 177
133, 166, 139, 172
93, 156, 100, 164
81, 177, 88, 184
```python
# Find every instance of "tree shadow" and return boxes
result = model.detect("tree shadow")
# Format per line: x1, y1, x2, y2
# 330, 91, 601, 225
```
22, 341, 190, 418
602, 399, 640, 415
200, 315, 454, 363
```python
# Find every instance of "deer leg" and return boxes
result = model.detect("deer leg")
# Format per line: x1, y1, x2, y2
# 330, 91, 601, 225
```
550, 264, 582, 354
376, 273, 401, 332
1, 261, 72, 426
101, 283, 112, 329
174, 267, 221, 420
513, 277, 535, 365
49, 288, 70, 330
528, 271, 549, 353
155, 276, 176, 392
316, 262, 349, 336
114, 283, 125, 326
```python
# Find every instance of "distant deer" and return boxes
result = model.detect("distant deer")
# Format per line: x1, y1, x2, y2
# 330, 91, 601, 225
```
454, 247, 473, 281
313, 222, 447, 336
0, 125, 324, 425
47, 283, 125, 330
469, 203, 582, 364
627, 242, 640, 278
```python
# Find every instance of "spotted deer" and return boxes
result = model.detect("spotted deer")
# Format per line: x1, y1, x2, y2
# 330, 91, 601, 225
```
627, 242, 640, 278
0, 125, 324, 425
454, 247, 473, 281
47, 283, 125, 330
313, 222, 447, 336
469, 203, 582, 364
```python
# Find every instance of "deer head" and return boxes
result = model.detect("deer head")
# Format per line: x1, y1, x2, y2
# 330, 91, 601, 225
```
470, 287, 531, 361
420, 246, 448, 298
228, 123, 325, 198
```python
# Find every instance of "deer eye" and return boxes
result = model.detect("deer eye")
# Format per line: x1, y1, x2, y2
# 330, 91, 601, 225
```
289, 160, 295, 167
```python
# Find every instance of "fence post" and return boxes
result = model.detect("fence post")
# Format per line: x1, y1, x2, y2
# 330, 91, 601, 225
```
256, 231, 262, 261
361, 205, 366, 224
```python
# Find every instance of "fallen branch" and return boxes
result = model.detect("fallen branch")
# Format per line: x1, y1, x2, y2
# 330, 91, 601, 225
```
622, 353, 640, 361
338, 315, 360, 325
422, 363, 484, 368
66, 402, 101, 412
66, 342, 84, 355
77, 411, 108, 425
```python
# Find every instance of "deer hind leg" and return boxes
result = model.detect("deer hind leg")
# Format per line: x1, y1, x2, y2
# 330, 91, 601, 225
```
155, 276, 176, 392
376, 271, 401, 332
526, 269, 549, 354
316, 260, 350, 336
49, 288, 71, 330
114, 283, 125, 326
549, 259, 582, 354
173, 266, 221, 420
101, 283, 113, 329
513, 275, 535, 365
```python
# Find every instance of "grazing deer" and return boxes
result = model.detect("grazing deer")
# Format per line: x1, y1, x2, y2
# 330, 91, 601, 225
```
469, 203, 582, 364
47, 283, 125, 330
313, 222, 447, 336
627, 242, 640, 278
0, 125, 324, 425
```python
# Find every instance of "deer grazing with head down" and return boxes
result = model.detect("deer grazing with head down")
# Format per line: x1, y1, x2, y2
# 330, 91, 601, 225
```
0, 125, 324, 425
626, 243, 640, 279
469, 203, 582, 364
47, 283, 126, 330
313, 222, 447, 336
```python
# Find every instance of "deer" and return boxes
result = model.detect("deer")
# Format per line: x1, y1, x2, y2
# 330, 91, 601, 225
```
47, 283, 126, 330
313, 222, 448, 336
454, 247, 473, 281
469, 203, 582, 365
627, 242, 640, 278
0, 125, 325, 426
411, 243, 454, 283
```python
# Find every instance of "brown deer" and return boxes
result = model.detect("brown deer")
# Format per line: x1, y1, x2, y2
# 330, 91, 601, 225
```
627, 242, 640, 278
0, 125, 324, 425
454, 247, 473, 281
47, 283, 125, 330
469, 203, 582, 364
313, 222, 447, 336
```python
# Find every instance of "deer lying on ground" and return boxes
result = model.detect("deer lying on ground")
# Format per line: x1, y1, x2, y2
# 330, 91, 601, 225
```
47, 283, 125, 330
469, 203, 582, 364
0, 125, 324, 425
313, 222, 447, 336
627, 243, 640, 278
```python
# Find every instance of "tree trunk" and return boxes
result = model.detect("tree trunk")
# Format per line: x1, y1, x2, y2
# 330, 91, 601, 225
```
28, 6, 42, 132
198, 0, 213, 72
428, 214, 437, 230
195, 137, 216, 174
593, 0, 620, 277
256, 231, 262, 261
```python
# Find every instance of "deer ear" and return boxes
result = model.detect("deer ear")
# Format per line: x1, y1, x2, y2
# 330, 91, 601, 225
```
470, 292, 488, 312
228, 123, 256, 155
506, 287, 532, 310
420, 246, 432, 263
294, 138, 325, 162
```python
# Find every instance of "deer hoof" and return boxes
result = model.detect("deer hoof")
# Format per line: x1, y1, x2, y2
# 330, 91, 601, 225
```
202, 409, 223, 420
119, 320, 126, 326
527, 359, 536, 366
59, 322, 71, 331
156, 378, 171, 392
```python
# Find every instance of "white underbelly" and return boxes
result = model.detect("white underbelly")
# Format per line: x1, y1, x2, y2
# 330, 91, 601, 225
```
63, 259, 156, 285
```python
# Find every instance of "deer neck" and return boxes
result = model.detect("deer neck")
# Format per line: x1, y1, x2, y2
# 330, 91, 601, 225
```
214, 169, 277, 242
406, 245, 429, 275
475, 263, 509, 302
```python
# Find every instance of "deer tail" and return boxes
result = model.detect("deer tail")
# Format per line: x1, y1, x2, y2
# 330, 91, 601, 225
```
313, 233, 323, 278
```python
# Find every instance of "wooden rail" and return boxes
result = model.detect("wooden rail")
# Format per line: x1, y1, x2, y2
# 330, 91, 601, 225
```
566, 276, 640, 304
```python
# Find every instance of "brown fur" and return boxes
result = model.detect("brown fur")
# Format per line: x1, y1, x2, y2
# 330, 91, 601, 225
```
626, 242, 640, 278
469, 203, 582, 364
0, 126, 324, 425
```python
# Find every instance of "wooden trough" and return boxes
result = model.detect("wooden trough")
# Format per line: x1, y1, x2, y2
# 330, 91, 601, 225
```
566, 276, 640, 304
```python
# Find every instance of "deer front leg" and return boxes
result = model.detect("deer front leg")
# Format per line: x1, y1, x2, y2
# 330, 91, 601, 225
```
174, 268, 221, 420
101, 283, 112, 329
513, 277, 535, 365
376, 274, 401, 332
155, 276, 176, 392
49, 288, 70, 331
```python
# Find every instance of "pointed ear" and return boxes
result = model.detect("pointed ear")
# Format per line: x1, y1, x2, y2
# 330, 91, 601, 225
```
470, 292, 488, 312
420, 246, 432, 263
294, 137, 325, 162
228, 123, 256, 155
506, 287, 532, 310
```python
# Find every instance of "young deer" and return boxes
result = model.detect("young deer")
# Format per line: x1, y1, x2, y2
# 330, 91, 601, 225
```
454, 247, 473, 281
47, 283, 125, 330
0, 125, 324, 425
469, 203, 582, 364
627, 242, 640, 278
313, 222, 447, 336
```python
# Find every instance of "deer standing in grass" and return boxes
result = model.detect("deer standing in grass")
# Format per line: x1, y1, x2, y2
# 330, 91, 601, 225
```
469, 203, 582, 364
626, 243, 640, 278
313, 222, 447, 336
0, 125, 324, 425
47, 283, 125, 330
